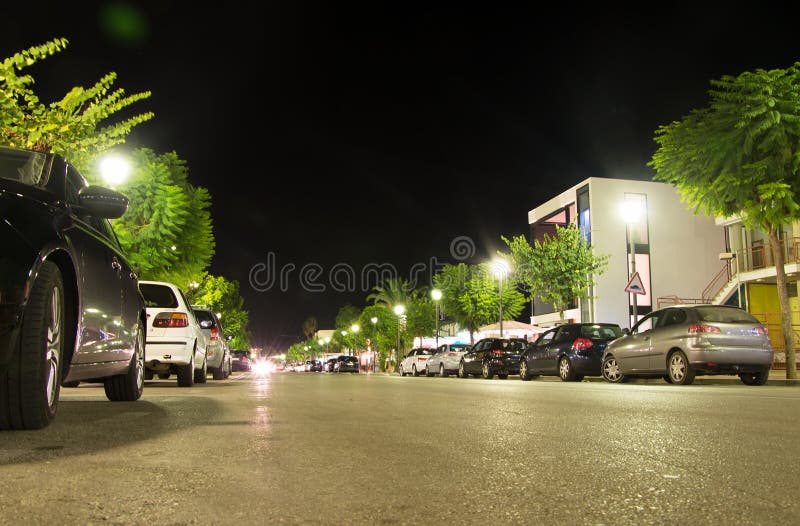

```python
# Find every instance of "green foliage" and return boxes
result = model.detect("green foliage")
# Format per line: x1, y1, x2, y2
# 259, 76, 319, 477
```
434, 263, 526, 342
405, 290, 436, 341
186, 273, 249, 349
0, 38, 153, 169
366, 277, 412, 309
111, 148, 214, 286
359, 305, 398, 370
302, 317, 318, 340
502, 227, 608, 318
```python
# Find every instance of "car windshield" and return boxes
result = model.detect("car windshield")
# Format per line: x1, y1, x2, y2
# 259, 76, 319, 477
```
580, 325, 622, 339
140, 284, 179, 308
418, 349, 434, 355
500, 340, 526, 352
694, 306, 760, 324
0, 147, 49, 187
341, 356, 358, 363
193, 310, 216, 327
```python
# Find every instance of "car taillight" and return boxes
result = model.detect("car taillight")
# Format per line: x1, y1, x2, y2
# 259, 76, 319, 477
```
572, 338, 593, 351
688, 324, 721, 333
210, 327, 219, 341
418, 357, 427, 360
492, 350, 505, 356
447, 352, 457, 356
153, 312, 189, 328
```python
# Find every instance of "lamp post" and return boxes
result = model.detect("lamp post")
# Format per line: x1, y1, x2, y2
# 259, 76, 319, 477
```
431, 289, 442, 347
490, 259, 510, 337
621, 198, 644, 327
393, 305, 405, 371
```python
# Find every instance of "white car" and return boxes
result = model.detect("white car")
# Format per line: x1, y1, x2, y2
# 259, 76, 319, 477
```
425, 343, 472, 377
398, 348, 435, 376
139, 281, 208, 386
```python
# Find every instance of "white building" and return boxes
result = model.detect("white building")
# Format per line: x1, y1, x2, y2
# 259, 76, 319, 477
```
527, 177, 725, 329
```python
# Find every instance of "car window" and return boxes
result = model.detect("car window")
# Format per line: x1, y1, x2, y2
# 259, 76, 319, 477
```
694, 306, 760, 324
65, 165, 87, 206
659, 309, 687, 327
580, 325, 622, 339
537, 330, 556, 346
504, 340, 526, 351
553, 327, 574, 343
140, 283, 179, 308
633, 312, 660, 334
418, 349, 434, 355
0, 147, 50, 187
193, 309, 217, 327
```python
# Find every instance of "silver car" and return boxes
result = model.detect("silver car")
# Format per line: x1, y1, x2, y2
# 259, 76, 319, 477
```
425, 343, 472, 376
601, 305, 773, 385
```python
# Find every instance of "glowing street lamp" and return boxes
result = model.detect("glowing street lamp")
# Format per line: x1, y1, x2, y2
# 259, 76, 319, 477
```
431, 289, 443, 347
99, 155, 130, 187
490, 259, 510, 337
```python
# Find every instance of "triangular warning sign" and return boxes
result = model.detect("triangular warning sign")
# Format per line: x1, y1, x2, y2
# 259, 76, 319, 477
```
625, 272, 646, 295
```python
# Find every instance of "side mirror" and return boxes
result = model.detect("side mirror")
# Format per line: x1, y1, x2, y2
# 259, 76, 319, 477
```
622, 328, 631, 336
78, 186, 129, 219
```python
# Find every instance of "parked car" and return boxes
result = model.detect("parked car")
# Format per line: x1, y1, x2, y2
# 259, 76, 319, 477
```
192, 307, 231, 380
0, 147, 146, 429
520, 323, 623, 381
231, 350, 252, 371
425, 343, 472, 377
459, 338, 525, 379
307, 360, 323, 372
399, 348, 435, 376
139, 281, 208, 386
601, 305, 773, 385
335, 355, 359, 373
325, 357, 338, 372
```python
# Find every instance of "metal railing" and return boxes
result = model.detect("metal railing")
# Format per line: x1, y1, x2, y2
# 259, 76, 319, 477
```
738, 237, 800, 272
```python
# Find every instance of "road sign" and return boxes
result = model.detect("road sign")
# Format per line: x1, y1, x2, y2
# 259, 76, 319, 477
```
624, 272, 646, 295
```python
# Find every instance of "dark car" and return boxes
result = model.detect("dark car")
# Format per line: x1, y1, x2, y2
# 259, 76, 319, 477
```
0, 146, 146, 429
334, 355, 359, 373
520, 323, 623, 381
231, 350, 252, 371
307, 360, 323, 372
325, 357, 338, 372
459, 338, 526, 379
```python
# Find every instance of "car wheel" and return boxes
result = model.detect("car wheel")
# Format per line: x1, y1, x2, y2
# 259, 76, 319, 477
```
662, 375, 673, 384
602, 355, 625, 383
458, 361, 467, 378
0, 261, 64, 430
177, 350, 195, 387
482, 362, 494, 379
104, 320, 145, 401
559, 357, 577, 382
213, 365, 225, 380
667, 351, 695, 385
426, 365, 435, 377
195, 355, 208, 384
520, 360, 533, 381
62, 381, 80, 388
399, 365, 405, 377
158, 373, 171, 380
144, 369, 154, 380
439, 364, 448, 378
739, 371, 769, 386
412, 364, 419, 377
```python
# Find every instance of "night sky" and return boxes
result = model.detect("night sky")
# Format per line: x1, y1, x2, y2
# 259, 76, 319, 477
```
3, 3, 799, 351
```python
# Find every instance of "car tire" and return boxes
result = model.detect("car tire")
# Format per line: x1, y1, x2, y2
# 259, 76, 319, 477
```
62, 381, 80, 388
212, 365, 225, 380
412, 364, 419, 377
482, 362, 494, 380
144, 369, 154, 380
158, 373, 171, 380
739, 371, 769, 386
426, 365, 435, 377
458, 361, 467, 378
399, 365, 405, 377
177, 351, 195, 387
667, 351, 695, 385
602, 355, 625, 383
440, 364, 448, 378
559, 357, 577, 382
662, 375, 673, 384
520, 360, 534, 381
0, 261, 64, 430
104, 320, 145, 401
195, 356, 208, 384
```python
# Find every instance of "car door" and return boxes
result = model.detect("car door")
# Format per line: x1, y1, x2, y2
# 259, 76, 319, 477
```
462, 341, 482, 375
546, 326, 576, 373
63, 166, 131, 365
527, 330, 556, 373
615, 311, 663, 373
648, 308, 688, 372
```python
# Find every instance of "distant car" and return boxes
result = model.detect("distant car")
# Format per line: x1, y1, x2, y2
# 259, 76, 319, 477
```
425, 343, 472, 377
325, 358, 338, 372
307, 360, 323, 372
399, 348, 435, 376
0, 146, 146, 430
601, 305, 773, 385
192, 308, 231, 380
230, 350, 252, 371
335, 355, 359, 373
139, 281, 208, 386
520, 323, 623, 381
459, 338, 525, 379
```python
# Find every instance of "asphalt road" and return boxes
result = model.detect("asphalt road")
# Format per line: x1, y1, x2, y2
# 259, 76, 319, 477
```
0, 372, 798, 525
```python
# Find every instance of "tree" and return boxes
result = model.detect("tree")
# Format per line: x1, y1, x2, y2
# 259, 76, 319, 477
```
302, 317, 318, 340
359, 305, 398, 372
0, 38, 153, 170
502, 227, 609, 319
404, 290, 436, 344
366, 277, 412, 310
112, 148, 215, 286
434, 263, 526, 343
650, 63, 800, 378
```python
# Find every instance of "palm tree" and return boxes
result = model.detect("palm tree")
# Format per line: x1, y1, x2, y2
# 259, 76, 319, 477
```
366, 277, 412, 310
302, 317, 317, 340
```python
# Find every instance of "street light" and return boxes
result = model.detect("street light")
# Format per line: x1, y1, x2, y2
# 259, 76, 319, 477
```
393, 305, 406, 371
431, 289, 442, 347
490, 259, 510, 337
99, 155, 130, 187
621, 197, 645, 327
